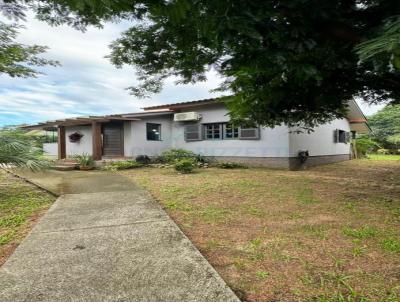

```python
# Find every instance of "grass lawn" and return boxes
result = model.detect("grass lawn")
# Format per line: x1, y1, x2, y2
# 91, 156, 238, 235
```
367, 154, 400, 161
0, 170, 55, 266
120, 158, 400, 302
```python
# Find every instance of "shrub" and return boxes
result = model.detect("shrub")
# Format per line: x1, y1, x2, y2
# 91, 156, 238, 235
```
174, 159, 195, 173
355, 137, 380, 157
102, 160, 143, 171
161, 149, 196, 163
74, 153, 94, 167
216, 162, 247, 169
377, 148, 390, 154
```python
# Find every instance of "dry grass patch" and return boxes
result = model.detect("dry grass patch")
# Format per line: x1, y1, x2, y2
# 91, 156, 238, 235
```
0, 170, 55, 265
120, 159, 400, 301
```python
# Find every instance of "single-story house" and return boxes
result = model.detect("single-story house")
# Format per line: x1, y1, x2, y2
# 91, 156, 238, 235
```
24, 97, 370, 169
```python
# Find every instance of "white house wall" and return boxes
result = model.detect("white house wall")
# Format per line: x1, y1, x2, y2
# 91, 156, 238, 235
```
288, 119, 351, 157
43, 142, 57, 156
126, 116, 173, 157
65, 125, 92, 156
171, 104, 290, 157
123, 121, 133, 157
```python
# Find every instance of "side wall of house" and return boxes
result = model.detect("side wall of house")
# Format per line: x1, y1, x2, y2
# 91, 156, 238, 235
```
65, 125, 92, 156
170, 104, 290, 162
125, 116, 173, 157
288, 118, 351, 168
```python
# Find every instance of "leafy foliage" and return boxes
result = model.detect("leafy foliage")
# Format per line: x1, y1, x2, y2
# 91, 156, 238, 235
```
174, 158, 195, 173
0, 130, 50, 170
356, 16, 400, 70
102, 160, 143, 171
368, 104, 400, 149
355, 136, 380, 157
3, 1, 400, 127
0, 3, 59, 78
160, 149, 204, 164
0, 22, 59, 77
74, 153, 94, 167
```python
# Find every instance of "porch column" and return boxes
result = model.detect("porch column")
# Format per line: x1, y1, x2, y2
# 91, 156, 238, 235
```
57, 126, 66, 160
92, 122, 102, 160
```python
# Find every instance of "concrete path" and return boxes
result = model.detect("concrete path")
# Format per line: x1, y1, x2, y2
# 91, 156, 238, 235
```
0, 171, 239, 302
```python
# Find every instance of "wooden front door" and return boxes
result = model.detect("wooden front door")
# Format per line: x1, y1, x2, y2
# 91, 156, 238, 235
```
102, 122, 124, 157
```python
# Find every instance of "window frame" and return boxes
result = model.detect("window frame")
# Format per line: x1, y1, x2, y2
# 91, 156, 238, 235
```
146, 123, 162, 141
203, 123, 223, 140
338, 130, 346, 143
223, 123, 239, 140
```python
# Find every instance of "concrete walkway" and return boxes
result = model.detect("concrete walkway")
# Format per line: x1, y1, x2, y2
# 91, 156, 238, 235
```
0, 170, 239, 302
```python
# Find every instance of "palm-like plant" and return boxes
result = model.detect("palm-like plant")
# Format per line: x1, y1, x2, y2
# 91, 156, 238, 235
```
356, 16, 400, 70
0, 130, 49, 170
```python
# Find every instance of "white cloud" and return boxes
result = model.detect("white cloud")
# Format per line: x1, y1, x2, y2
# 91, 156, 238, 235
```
0, 14, 223, 126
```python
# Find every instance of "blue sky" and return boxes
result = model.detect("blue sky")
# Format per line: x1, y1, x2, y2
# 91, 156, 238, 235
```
0, 14, 384, 126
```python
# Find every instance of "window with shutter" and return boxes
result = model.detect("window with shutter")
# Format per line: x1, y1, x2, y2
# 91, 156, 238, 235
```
184, 124, 202, 141
333, 129, 339, 143
345, 132, 351, 143
239, 127, 260, 140
335, 129, 348, 144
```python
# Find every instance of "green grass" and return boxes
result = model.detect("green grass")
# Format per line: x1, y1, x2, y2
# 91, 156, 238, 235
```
200, 205, 232, 224
0, 170, 55, 264
342, 225, 378, 239
367, 154, 400, 161
255, 270, 270, 279
120, 159, 400, 302
297, 187, 320, 204
381, 238, 400, 253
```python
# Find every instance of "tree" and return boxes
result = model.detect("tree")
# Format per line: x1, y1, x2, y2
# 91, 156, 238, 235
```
0, 2, 59, 78
368, 104, 400, 149
0, 130, 49, 170
356, 15, 400, 70
4, 0, 400, 127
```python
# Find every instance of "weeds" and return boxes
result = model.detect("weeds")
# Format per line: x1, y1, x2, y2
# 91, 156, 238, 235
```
381, 238, 400, 253
343, 225, 378, 239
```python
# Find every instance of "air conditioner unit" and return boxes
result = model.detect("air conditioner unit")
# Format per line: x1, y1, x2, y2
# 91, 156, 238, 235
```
173, 112, 202, 122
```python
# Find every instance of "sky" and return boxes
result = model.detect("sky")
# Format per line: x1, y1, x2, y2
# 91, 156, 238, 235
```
0, 14, 384, 127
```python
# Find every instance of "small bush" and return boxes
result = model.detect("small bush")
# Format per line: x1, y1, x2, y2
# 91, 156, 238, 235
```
355, 137, 380, 157
216, 161, 247, 169
377, 148, 390, 154
102, 160, 143, 171
161, 149, 205, 164
174, 159, 195, 173
74, 153, 94, 167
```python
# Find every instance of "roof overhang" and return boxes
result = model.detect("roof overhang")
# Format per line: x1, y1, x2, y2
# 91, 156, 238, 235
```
142, 97, 227, 111
346, 99, 371, 133
20, 115, 140, 130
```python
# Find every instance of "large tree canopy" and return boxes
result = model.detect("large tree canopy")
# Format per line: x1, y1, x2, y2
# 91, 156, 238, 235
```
4, 0, 400, 127
368, 104, 400, 148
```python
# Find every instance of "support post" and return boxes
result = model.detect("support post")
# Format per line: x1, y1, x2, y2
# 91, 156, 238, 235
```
92, 122, 102, 160
57, 126, 66, 160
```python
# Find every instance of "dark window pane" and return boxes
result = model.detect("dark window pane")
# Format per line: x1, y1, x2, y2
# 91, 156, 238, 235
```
147, 123, 161, 141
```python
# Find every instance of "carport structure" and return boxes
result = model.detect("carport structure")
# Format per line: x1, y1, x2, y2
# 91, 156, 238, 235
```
22, 115, 139, 160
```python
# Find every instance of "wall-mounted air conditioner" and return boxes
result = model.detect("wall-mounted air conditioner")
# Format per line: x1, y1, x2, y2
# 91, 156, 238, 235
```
173, 112, 202, 122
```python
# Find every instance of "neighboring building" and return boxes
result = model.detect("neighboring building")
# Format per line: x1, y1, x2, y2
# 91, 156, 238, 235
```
24, 97, 370, 169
